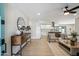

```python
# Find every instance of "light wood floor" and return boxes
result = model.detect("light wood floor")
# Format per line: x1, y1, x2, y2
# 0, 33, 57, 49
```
48, 42, 70, 56
22, 36, 70, 56
22, 39, 53, 56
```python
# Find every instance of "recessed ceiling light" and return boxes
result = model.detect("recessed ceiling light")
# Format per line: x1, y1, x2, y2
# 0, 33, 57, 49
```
37, 13, 40, 15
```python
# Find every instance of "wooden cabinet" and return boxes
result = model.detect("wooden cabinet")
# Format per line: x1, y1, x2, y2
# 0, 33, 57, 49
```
11, 35, 21, 45
11, 33, 31, 56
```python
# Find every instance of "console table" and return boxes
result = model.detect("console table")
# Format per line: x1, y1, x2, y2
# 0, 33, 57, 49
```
59, 39, 79, 56
11, 33, 31, 56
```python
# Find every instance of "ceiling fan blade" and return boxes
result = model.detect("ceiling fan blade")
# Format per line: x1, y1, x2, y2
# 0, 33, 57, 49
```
69, 11, 77, 13
65, 6, 69, 11
69, 6, 79, 11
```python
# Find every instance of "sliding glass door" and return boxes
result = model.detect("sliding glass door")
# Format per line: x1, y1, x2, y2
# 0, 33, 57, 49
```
0, 3, 5, 56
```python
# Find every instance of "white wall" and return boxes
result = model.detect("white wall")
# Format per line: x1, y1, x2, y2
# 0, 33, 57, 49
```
75, 16, 79, 42
5, 4, 28, 55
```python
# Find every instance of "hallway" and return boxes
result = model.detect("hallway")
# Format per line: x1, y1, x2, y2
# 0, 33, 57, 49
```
22, 37, 70, 56
22, 38, 53, 56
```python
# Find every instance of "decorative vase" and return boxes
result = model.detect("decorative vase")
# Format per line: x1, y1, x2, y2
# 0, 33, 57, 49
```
70, 40, 75, 46
70, 37, 77, 46
16, 30, 21, 35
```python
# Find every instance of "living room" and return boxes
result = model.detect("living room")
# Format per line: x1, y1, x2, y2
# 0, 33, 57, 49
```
0, 3, 79, 56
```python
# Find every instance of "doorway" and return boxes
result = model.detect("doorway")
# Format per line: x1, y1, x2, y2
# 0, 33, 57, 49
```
40, 24, 51, 39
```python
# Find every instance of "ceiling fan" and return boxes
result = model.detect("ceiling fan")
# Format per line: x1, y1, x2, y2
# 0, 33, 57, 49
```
63, 6, 79, 15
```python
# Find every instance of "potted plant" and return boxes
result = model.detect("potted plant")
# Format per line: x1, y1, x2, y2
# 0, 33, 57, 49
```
70, 32, 78, 46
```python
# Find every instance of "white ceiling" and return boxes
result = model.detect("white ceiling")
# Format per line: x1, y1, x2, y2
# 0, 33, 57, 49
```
10, 3, 79, 24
